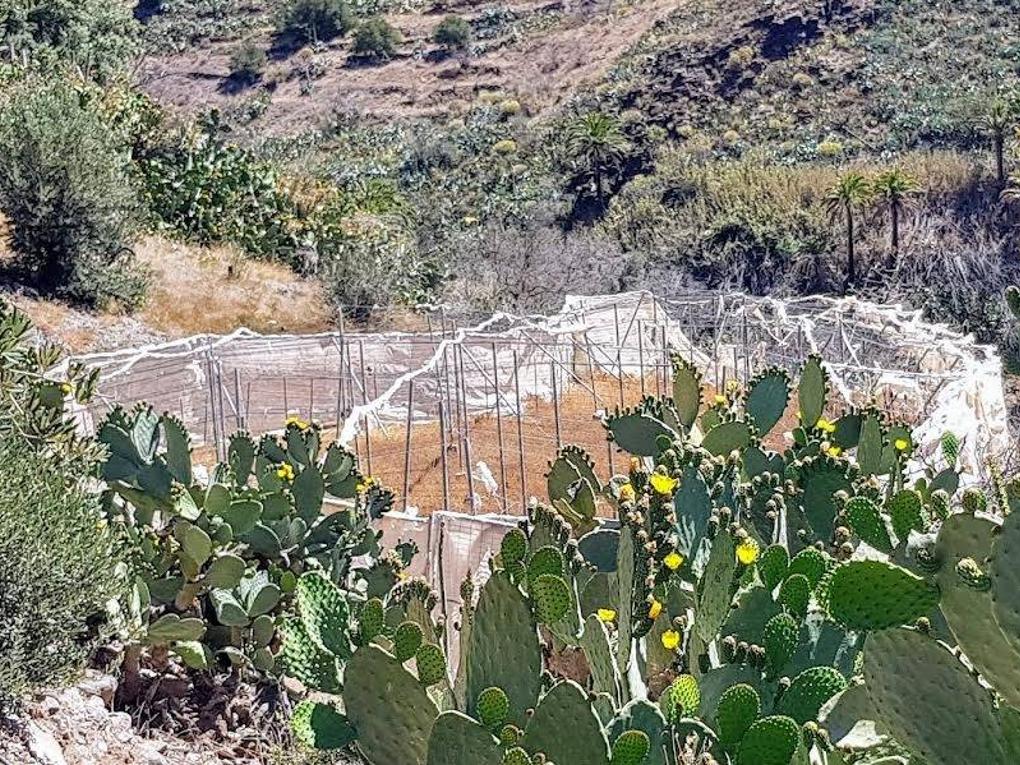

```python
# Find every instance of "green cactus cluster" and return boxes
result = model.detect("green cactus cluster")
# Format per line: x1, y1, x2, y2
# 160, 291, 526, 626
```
281, 352, 1020, 765
101, 406, 400, 681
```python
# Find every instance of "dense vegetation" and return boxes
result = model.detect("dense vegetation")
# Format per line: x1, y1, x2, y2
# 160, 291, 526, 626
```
5, 299, 1020, 765
3, 0, 1020, 349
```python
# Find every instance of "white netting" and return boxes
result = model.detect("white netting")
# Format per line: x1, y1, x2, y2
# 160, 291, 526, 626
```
68, 290, 1006, 481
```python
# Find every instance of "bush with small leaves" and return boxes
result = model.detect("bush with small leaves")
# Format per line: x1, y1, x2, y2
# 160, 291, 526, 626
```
277, 0, 353, 44
229, 41, 268, 84
433, 15, 472, 51
352, 17, 401, 61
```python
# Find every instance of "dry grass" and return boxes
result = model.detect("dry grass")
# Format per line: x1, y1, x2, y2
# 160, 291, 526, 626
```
4, 235, 334, 353
136, 236, 332, 336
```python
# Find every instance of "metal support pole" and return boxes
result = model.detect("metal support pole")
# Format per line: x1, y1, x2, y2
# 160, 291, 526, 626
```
551, 361, 562, 449
358, 340, 372, 475
492, 342, 509, 513
439, 400, 450, 511
513, 350, 527, 513
637, 319, 646, 397
402, 380, 415, 512
458, 345, 476, 513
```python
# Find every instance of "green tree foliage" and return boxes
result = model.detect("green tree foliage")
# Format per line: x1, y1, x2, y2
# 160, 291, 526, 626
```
0, 78, 147, 309
565, 112, 631, 205
432, 15, 471, 51
228, 39, 267, 84
277, 0, 353, 44
353, 17, 400, 61
980, 99, 1015, 185
0, 302, 119, 709
872, 168, 919, 258
0, 0, 139, 80
824, 172, 872, 290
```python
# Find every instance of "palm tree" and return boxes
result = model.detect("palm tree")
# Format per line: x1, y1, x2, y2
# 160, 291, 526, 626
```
981, 99, 1014, 185
565, 112, 630, 205
825, 172, 872, 291
872, 168, 919, 260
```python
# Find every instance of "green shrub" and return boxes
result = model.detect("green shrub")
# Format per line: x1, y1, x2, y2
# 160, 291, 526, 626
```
277, 0, 353, 44
0, 0, 140, 81
0, 79, 146, 309
352, 17, 400, 61
139, 118, 300, 260
0, 441, 122, 708
433, 15, 471, 51
228, 40, 268, 84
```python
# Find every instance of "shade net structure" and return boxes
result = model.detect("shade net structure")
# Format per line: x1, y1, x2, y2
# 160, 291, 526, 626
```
67, 290, 1008, 663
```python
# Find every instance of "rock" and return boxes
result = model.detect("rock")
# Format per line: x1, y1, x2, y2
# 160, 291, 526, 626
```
77, 673, 117, 708
139, 745, 170, 765
25, 721, 68, 765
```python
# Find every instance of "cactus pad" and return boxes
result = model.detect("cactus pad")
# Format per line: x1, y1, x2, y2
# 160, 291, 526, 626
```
502, 747, 530, 765
605, 411, 676, 457
863, 628, 1009, 765
745, 369, 790, 436
696, 530, 737, 642
888, 489, 925, 542
610, 730, 650, 765
522, 680, 611, 765
394, 620, 425, 662
763, 613, 799, 679
467, 572, 542, 728
580, 614, 621, 701
716, 683, 760, 748
856, 412, 884, 476
427, 711, 503, 765
990, 509, 1020, 656
290, 701, 356, 750
501, 528, 528, 567
702, 421, 754, 456
531, 574, 571, 624
607, 700, 668, 765
778, 666, 847, 724
360, 598, 384, 643
844, 496, 892, 552
529, 546, 565, 580
798, 356, 826, 428
936, 511, 1020, 708
787, 548, 829, 588
477, 687, 510, 730
736, 715, 800, 765
778, 574, 810, 620
416, 643, 447, 687
822, 561, 938, 631
296, 571, 351, 658
661, 674, 700, 723
281, 618, 340, 693
344, 645, 439, 765
758, 545, 789, 590
672, 357, 702, 428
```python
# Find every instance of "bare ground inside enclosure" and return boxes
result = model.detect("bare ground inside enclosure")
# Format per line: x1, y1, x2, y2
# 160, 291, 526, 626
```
314, 371, 890, 517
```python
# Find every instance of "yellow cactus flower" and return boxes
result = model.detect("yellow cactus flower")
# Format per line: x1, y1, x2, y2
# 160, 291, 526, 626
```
661, 629, 681, 650
276, 463, 295, 482
816, 418, 836, 433
736, 538, 760, 565
713, 394, 727, 406
285, 415, 309, 430
597, 608, 617, 623
59, 382, 72, 395
648, 599, 663, 620
663, 551, 684, 571
725, 379, 739, 393
894, 438, 910, 452
649, 474, 679, 496
827, 445, 842, 457
356, 475, 376, 493
619, 483, 636, 502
